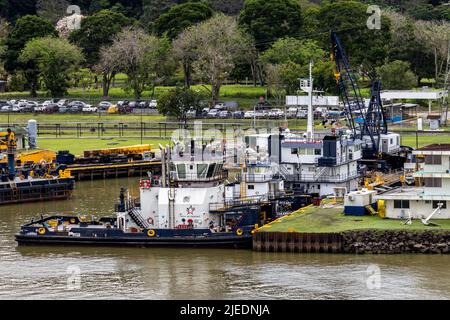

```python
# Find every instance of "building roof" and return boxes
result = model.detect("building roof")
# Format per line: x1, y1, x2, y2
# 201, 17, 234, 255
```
415, 144, 450, 152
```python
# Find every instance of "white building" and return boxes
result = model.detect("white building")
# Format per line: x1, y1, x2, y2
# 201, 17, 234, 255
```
376, 144, 450, 219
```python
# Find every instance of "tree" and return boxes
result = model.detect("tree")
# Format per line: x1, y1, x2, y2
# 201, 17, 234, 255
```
69, 9, 132, 67
414, 20, 450, 87
316, 1, 392, 78
157, 86, 203, 121
208, 0, 244, 15
153, 2, 213, 40
238, 0, 303, 51
19, 36, 84, 96
181, 14, 252, 104
141, 0, 184, 28
384, 9, 434, 85
109, 28, 175, 99
377, 60, 417, 90
172, 27, 199, 88
36, 0, 70, 24
261, 37, 336, 94
95, 44, 121, 98
3, 15, 57, 96
0, 19, 9, 78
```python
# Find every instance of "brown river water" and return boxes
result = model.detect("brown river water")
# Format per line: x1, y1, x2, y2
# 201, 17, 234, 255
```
1, 177, 450, 299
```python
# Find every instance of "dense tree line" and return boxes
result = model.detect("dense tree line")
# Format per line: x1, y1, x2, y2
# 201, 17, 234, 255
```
0, 0, 449, 104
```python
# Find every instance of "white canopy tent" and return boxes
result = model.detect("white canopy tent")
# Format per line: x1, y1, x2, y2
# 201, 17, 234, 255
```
381, 90, 448, 114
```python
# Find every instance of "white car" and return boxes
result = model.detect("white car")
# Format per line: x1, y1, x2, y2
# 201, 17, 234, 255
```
269, 108, 284, 118
149, 100, 157, 108
207, 108, 220, 118
244, 111, 255, 119
98, 101, 112, 111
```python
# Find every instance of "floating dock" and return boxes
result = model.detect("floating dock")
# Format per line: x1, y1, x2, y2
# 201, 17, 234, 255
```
66, 161, 162, 180
0, 177, 75, 205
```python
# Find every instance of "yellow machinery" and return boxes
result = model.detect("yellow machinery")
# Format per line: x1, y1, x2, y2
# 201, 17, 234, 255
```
83, 144, 152, 158
0, 149, 56, 165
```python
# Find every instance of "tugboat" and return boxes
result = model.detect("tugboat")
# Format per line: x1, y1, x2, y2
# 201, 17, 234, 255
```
16, 138, 307, 248
0, 128, 75, 205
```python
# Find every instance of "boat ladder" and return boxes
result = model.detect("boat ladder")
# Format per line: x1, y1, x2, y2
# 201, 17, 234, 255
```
127, 208, 149, 229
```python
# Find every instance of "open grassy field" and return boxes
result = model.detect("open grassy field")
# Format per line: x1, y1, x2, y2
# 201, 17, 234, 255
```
260, 206, 450, 233
38, 137, 170, 156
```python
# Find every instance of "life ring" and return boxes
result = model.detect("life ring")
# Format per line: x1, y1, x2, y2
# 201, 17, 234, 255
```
147, 229, 156, 237
147, 217, 154, 225
236, 228, 243, 236
37, 227, 46, 235
69, 218, 76, 224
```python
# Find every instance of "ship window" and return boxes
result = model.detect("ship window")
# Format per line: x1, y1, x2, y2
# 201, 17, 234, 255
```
177, 164, 186, 179
206, 164, 216, 178
394, 200, 410, 209
291, 148, 298, 154
433, 201, 447, 209
315, 149, 321, 155
424, 177, 442, 188
425, 155, 442, 165
248, 185, 255, 190
197, 164, 208, 178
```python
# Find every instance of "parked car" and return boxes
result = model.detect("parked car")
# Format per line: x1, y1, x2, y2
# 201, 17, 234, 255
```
214, 102, 226, 110
148, 100, 157, 108
207, 108, 220, 118
57, 99, 70, 106
138, 101, 149, 108
269, 108, 284, 119
286, 107, 298, 119
44, 103, 59, 113
186, 108, 198, 119
218, 110, 231, 119
255, 110, 269, 119
21, 101, 38, 112
98, 101, 113, 111
68, 101, 89, 112
296, 110, 307, 119
244, 110, 255, 119
201, 108, 210, 117
58, 106, 69, 113
232, 111, 244, 119
0, 105, 11, 112
128, 101, 138, 108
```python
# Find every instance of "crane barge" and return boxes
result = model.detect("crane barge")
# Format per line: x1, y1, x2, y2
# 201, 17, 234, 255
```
331, 32, 410, 171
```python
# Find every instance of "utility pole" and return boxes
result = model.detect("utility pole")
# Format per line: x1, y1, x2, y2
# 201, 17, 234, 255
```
300, 60, 314, 140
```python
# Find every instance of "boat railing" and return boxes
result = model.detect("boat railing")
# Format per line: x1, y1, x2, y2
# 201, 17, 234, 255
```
209, 191, 289, 212
236, 173, 274, 183
283, 171, 360, 183
169, 171, 228, 182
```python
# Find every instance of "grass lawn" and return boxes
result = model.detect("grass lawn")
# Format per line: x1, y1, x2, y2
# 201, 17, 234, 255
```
37, 137, 170, 156
260, 206, 450, 233
401, 134, 450, 148
0, 113, 168, 123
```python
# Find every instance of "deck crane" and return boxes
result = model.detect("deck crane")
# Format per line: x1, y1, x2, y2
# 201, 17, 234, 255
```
331, 31, 377, 152
330, 31, 405, 171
